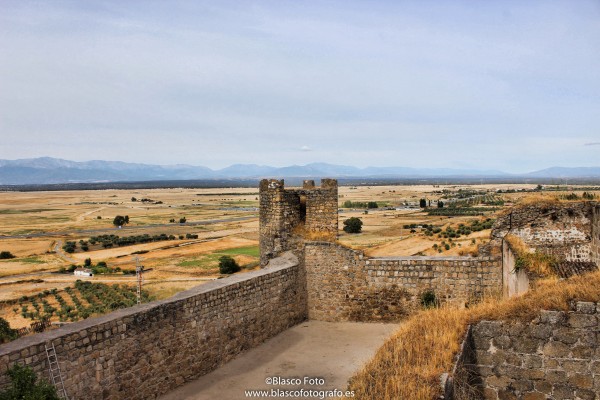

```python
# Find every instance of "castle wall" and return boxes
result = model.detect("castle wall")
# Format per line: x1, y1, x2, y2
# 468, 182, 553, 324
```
305, 242, 502, 322
0, 254, 305, 400
468, 302, 600, 399
592, 204, 600, 267
305, 179, 338, 241
259, 179, 338, 266
491, 202, 593, 262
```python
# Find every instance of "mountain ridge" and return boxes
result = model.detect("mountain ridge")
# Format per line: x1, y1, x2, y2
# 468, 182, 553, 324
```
0, 157, 598, 185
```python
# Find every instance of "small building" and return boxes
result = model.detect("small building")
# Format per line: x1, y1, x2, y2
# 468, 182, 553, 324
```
74, 267, 93, 277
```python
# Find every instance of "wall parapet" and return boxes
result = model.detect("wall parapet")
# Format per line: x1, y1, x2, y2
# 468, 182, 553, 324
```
305, 242, 502, 322
460, 302, 600, 399
0, 253, 305, 400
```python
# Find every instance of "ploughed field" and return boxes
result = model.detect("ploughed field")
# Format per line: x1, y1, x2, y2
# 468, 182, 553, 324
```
0, 184, 595, 329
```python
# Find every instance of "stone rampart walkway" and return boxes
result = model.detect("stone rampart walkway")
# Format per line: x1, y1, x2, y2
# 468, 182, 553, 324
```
159, 321, 398, 400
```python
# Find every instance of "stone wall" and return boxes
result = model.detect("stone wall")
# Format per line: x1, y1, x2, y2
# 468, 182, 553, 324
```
0, 253, 305, 400
305, 242, 502, 322
259, 179, 338, 266
259, 179, 303, 266
468, 302, 600, 400
491, 202, 594, 262
304, 179, 338, 240
592, 204, 600, 267
502, 240, 530, 298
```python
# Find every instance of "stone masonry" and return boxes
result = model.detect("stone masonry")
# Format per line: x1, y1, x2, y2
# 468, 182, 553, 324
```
592, 204, 600, 267
0, 254, 305, 400
465, 302, 600, 400
491, 202, 594, 262
259, 179, 338, 266
305, 242, 501, 322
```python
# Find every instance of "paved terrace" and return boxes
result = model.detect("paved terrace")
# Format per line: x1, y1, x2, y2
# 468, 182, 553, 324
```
160, 321, 398, 400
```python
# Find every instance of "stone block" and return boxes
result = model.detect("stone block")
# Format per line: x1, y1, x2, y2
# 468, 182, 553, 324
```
572, 345, 594, 359
575, 388, 597, 400
567, 313, 596, 329
513, 337, 540, 354
523, 354, 543, 369
534, 380, 553, 394
539, 310, 566, 325
487, 375, 512, 388
562, 359, 590, 374
474, 335, 492, 350
498, 389, 517, 400
522, 392, 546, 400
530, 323, 553, 340
493, 335, 512, 350
545, 370, 567, 384
476, 321, 504, 337
568, 373, 593, 389
523, 368, 545, 380
543, 341, 571, 358
575, 302, 596, 314
511, 379, 533, 392
483, 387, 498, 400
552, 385, 574, 399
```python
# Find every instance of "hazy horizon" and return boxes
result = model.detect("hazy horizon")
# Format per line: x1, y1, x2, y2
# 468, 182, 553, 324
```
1, 1, 599, 172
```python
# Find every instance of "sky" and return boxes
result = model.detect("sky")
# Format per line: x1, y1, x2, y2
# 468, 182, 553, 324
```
0, 1, 599, 173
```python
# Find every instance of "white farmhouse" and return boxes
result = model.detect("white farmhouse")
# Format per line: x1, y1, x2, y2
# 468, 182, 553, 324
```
74, 267, 93, 277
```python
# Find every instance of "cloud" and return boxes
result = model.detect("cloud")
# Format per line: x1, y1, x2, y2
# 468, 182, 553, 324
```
584, 142, 600, 146
300, 145, 312, 152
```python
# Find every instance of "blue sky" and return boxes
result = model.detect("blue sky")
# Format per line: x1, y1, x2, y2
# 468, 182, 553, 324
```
0, 1, 598, 172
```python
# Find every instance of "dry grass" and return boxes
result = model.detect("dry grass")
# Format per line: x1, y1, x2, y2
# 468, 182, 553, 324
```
348, 271, 600, 400
504, 234, 558, 277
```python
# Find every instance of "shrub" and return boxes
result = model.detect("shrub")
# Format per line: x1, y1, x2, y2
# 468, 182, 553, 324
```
0, 251, 15, 259
0, 318, 18, 344
179, 217, 187, 223
219, 256, 240, 274
420, 290, 438, 309
343, 217, 363, 234
0, 364, 59, 400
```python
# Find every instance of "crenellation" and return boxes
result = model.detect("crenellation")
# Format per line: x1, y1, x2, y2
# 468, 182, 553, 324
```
259, 178, 338, 266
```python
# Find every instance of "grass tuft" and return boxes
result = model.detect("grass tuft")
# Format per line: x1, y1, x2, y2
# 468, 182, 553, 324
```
348, 270, 600, 399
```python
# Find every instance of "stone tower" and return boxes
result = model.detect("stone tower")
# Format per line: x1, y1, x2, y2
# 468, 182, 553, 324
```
259, 178, 338, 266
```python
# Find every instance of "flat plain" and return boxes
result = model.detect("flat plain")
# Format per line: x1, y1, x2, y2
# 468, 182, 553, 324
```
0, 183, 594, 328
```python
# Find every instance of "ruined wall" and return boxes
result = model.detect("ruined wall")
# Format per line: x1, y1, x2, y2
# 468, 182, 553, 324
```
592, 204, 600, 267
259, 179, 338, 266
259, 179, 303, 266
468, 302, 600, 400
305, 242, 501, 322
491, 202, 594, 262
502, 240, 530, 298
304, 179, 338, 240
0, 254, 306, 400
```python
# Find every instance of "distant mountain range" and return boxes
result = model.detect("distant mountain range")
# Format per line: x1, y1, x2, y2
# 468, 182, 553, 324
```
0, 157, 599, 185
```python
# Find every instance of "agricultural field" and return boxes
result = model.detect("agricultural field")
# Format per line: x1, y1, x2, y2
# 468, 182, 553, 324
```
0, 183, 597, 332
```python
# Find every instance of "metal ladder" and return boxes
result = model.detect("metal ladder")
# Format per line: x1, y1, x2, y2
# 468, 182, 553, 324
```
45, 342, 69, 399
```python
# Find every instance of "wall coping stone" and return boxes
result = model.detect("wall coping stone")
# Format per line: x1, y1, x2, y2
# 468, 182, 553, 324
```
0, 253, 300, 356
370, 256, 499, 261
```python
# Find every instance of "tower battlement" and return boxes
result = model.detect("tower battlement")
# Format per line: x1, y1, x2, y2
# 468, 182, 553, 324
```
259, 178, 338, 266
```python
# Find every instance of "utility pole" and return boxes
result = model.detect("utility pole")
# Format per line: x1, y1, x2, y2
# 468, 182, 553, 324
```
134, 256, 143, 305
